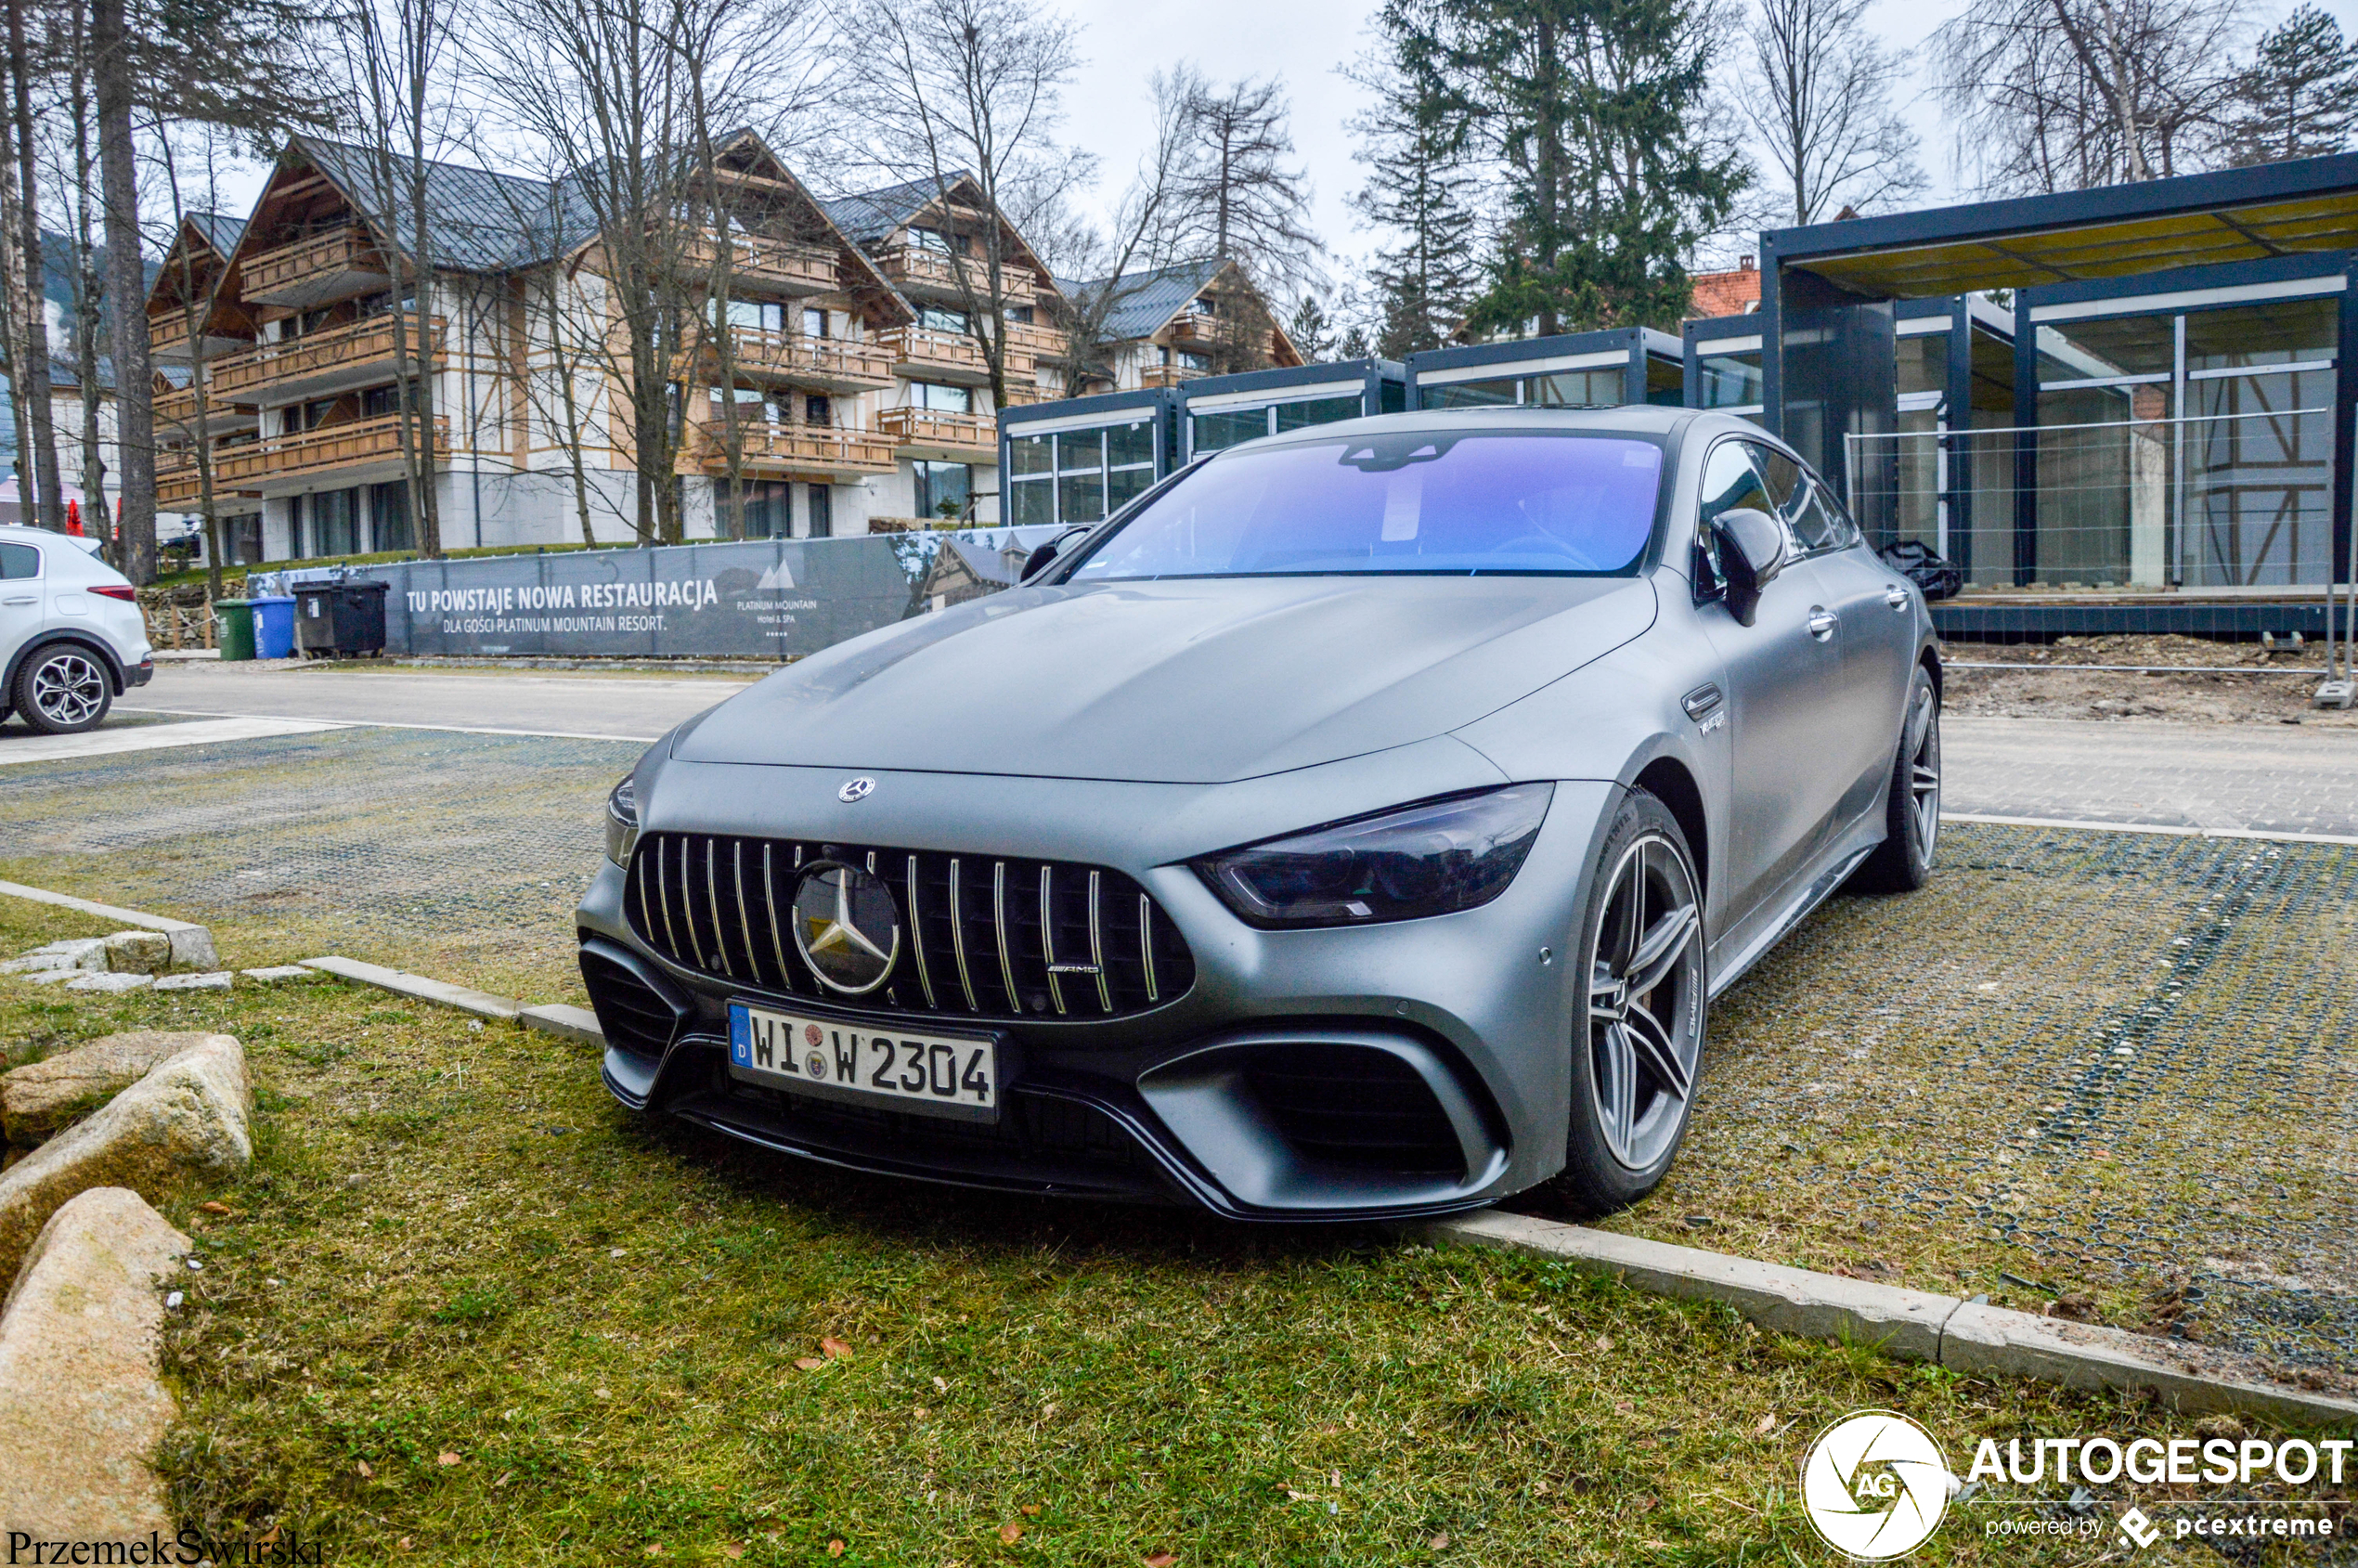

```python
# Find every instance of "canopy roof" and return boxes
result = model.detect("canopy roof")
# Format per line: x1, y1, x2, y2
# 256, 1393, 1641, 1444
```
1772, 153, 2358, 299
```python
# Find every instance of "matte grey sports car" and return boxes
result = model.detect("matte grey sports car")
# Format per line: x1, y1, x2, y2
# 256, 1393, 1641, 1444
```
576, 408, 1940, 1219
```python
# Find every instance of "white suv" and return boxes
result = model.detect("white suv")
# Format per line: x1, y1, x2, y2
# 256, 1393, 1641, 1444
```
0, 525, 154, 735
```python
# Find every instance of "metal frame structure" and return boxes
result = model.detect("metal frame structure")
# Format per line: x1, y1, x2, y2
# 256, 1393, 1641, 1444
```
1406, 328, 1683, 412
996, 387, 1178, 530
1175, 359, 1407, 462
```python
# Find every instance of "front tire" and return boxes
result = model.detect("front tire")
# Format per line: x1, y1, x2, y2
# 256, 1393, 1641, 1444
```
1556, 789, 1707, 1216
11, 644, 113, 735
1851, 666, 1940, 893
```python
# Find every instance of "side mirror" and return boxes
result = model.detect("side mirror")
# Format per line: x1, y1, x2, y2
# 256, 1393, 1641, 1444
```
1714, 508, 1788, 628
1020, 525, 1091, 583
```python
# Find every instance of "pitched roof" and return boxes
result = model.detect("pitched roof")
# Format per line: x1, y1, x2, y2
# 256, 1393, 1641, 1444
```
823, 172, 973, 244
1689, 262, 1761, 317
287, 135, 600, 271
1056, 257, 1227, 342
188, 212, 246, 258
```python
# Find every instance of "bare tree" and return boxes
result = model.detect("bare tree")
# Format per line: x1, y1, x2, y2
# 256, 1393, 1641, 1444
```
836, 0, 1081, 413
1734, 0, 1925, 225
1932, 0, 2252, 193
334, 0, 458, 558
1030, 66, 1195, 393
1168, 70, 1323, 295
6, 0, 66, 535
477, 0, 826, 543
54, 0, 110, 553
151, 124, 246, 595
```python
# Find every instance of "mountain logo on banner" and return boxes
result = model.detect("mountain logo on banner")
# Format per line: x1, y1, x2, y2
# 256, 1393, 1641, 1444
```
756, 557, 797, 590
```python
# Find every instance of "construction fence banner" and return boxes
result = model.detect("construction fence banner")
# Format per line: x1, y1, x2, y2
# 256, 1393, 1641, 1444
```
359, 537, 927, 659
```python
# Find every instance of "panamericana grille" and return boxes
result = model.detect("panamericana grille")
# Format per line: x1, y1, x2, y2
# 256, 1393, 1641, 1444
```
625, 832, 1196, 1020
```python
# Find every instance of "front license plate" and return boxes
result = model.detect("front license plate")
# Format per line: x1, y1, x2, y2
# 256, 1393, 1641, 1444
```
727, 1002, 1000, 1124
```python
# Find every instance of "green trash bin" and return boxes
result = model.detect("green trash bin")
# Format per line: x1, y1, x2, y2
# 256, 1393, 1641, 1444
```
215, 598, 256, 662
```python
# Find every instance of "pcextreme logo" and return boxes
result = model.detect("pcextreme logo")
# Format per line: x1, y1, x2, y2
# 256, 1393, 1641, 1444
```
1801, 1410, 1954, 1560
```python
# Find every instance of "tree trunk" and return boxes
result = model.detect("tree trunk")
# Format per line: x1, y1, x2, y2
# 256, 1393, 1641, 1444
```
8, 0, 66, 537
93, 0, 155, 580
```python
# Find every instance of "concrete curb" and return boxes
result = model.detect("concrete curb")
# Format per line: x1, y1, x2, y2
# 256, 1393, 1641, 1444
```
1941, 811, 2358, 849
519, 1004, 603, 1045
1419, 1211, 2358, 1430
298, 957, 524, 1021
0, 882, 217, 969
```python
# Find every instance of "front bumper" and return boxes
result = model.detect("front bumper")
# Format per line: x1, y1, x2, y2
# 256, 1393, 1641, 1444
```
574, 754, 1619, 1220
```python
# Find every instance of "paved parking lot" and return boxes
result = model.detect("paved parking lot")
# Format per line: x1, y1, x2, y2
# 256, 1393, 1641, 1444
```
1944, 716, 2358, 838
1, 707, 2352, 1383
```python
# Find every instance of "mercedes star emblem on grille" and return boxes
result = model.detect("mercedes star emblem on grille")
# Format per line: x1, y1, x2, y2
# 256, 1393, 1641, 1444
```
837, 776, 876, 803
791, 861, 901, 994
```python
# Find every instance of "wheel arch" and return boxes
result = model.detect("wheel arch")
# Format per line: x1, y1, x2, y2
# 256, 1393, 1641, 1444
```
5, 631, 127, 701
1629, 754, 1709, 902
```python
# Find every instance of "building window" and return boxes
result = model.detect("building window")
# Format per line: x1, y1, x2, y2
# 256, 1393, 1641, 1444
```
370, 481, 412, 553
741, 479, 792, 538
802, 306, 828, 339
310, 487, 360, 557
920, 305, 972, 333
910, 381, 972, 413
806, 395, 833, 427
913, 460, 971, 520
1005, 304, 1033, 325
806, 484, 833, 538
909, 227, 966, 255
1009, 419, 1157, 527
227, 513, 263, 565
718, 298, 787, 333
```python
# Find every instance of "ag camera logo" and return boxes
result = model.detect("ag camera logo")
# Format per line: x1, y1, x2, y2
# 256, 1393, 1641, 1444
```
1801, 1410, 1953, 1560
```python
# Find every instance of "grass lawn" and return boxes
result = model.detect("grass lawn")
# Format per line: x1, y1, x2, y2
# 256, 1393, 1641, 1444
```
1, 899, 2349, 1566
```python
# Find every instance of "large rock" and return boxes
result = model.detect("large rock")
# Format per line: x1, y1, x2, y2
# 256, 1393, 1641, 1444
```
0, 1186, 188, 1543
102, 932, 174, 976
2, 1033, 234, 1147
0, 1037, 250, 1285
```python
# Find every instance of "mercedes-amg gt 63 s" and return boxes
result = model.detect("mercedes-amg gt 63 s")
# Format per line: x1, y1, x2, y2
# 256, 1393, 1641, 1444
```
577, 408, 1940, 1219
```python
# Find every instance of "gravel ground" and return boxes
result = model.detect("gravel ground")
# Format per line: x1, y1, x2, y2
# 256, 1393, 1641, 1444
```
1945, 635, 2358, 727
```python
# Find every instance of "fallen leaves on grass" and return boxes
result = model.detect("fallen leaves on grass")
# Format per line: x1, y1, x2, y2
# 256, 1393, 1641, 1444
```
795, 1357, 827, 1370
1019, 1504, 1041, 1516
356, 1460, 372, 1478
1429, 1536, 1449, 1550
933, 1375, 949, 1393
999, 1523, 1023, 1544
436, 1452, 460, 1467
722, 1547, 745, 1562
201, 1201, 234, 1215
1754, 1411, 1776, 1435
821, 1337, 853, 1359
1144, 1554, 1176, 1567
2044, 1292, 2095, 1321
826, 1540, 845, 1558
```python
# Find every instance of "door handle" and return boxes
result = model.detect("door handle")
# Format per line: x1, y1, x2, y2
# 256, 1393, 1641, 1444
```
1, 594, 34, 605
1807, 608, 1838, 641
1885, 584, 1912, 610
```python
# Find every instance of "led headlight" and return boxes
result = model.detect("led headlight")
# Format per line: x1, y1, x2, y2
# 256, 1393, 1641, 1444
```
1194, 784, 1554, 928
605, 774, 640, 867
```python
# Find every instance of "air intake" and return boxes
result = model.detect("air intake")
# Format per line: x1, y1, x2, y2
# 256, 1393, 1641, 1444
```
579, 939, 688, 1060
1246, 1043, 1467, 1177
624, 833, 1195, 1021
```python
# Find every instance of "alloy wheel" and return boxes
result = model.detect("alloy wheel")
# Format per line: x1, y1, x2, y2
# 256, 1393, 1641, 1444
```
1587, 833, 1704, 1171
1906, 681, 1940, 860
30, 652, 106, 728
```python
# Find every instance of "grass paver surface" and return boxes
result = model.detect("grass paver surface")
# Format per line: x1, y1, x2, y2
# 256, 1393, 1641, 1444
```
1, 898, 2348, 1565
1, 727, 2352, 1379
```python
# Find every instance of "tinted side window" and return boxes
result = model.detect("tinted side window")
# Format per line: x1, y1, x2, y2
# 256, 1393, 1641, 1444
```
1694, 441, 1771, 595
1748, 445, 1802, 514
0, 541, 39, 579
1786, 482, 1843, 553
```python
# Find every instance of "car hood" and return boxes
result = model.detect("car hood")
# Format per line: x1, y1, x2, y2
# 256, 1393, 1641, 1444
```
671, 575, 1659, 784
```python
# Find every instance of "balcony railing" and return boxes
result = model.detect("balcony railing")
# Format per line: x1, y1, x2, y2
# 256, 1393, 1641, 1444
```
242, 226, 394, 308
709, 328, 894, 389
208, 314, 446, 402
875, 244, 1038, 304
880, 324, 1007, 382
148, 310, 254, 364
1000, 320, 1070, 360
199, 413, 447, 490
878, 406, 994, 458
682, 232, 838, 295
154, 385, 255, 439
1139, 362, 1210, 389
692, 419, 897, 475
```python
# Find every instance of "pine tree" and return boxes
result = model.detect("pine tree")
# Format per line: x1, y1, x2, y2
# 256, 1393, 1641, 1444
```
1287, 292, 1337, 359
2227, 6, 2358, 165
1392, 0, 1748, 336
1349, 9, 1482, 358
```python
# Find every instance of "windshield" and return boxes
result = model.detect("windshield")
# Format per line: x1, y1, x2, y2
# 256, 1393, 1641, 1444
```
1066, 431, 1665, 580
